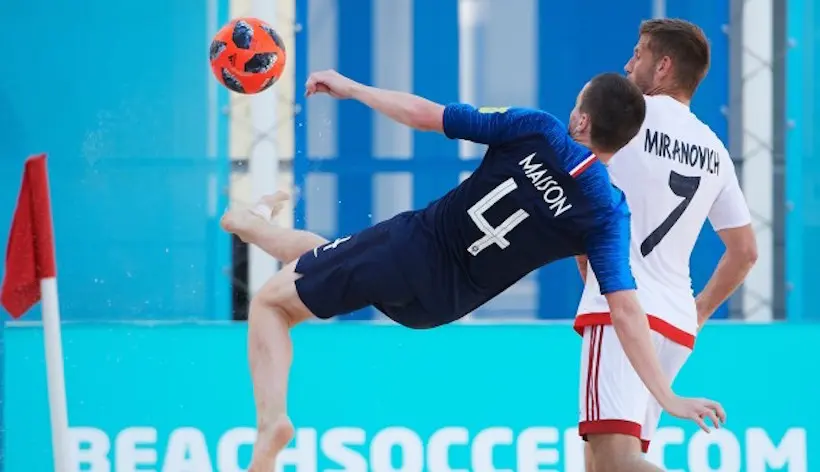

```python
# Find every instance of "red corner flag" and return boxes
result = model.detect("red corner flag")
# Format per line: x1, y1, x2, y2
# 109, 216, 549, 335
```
0, 154, 70, 472
1, 154, 57, 318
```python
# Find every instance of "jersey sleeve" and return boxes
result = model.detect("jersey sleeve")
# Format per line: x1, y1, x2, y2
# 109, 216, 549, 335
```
708, 160, 752, 231
584, 211, 637, 294
442, 104, 559, 146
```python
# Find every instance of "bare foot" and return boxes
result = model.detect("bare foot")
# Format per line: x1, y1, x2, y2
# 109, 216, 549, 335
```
221, 191, 290, 237
249, 415, 295, 472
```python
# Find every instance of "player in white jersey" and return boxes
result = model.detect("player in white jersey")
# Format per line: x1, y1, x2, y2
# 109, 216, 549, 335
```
575, 19, 759, 472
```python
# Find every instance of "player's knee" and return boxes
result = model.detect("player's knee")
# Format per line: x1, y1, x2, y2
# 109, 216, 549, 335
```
249, 266, 306, 327
249, 289, 302, 328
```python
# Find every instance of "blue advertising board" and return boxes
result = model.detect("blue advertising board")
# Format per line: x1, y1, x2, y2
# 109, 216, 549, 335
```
5, 322, 813, 471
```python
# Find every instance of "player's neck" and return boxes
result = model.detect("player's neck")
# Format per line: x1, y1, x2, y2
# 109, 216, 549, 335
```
648, 87, 692, 107
575, 137, 615, 165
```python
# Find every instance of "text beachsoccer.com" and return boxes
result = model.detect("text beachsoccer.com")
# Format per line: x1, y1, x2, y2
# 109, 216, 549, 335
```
70, 425, 807, 472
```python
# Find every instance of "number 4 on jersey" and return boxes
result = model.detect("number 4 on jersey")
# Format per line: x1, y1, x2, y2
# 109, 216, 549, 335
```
640, 171, 701, 256
466, 178, 529, 256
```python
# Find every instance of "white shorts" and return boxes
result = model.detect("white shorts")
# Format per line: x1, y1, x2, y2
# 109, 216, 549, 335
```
578, 324, 691, 452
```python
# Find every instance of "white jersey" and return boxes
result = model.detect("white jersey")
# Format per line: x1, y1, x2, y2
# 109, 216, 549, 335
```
575, 95, 751, 347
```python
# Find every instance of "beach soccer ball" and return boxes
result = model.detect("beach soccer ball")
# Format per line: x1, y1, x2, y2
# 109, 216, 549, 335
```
209, 17, 287, 94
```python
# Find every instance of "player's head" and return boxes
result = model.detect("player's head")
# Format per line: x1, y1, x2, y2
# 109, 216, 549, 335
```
569, 73, 646, 154
625, 19, 710, 99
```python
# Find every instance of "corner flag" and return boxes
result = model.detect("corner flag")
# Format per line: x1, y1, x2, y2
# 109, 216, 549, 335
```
1, 154, 70, 472
1, 154, 57, 317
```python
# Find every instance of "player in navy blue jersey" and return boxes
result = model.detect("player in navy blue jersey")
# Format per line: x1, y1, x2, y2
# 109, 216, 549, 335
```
221, 69, 726, 471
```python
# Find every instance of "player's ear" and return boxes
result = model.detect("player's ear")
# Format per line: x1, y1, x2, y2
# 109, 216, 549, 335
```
575, 113, 590, 135
656, 55, 673, 76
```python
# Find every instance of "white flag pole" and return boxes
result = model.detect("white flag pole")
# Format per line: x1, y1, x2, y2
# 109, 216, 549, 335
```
40, 277, 70, 472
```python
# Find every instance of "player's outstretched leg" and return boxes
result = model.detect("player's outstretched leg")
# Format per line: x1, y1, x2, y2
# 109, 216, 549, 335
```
221, 191, 328, 264
245, 260, 316, 472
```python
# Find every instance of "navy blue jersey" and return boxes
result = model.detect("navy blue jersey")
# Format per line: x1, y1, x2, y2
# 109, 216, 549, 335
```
396, 105, 636, 318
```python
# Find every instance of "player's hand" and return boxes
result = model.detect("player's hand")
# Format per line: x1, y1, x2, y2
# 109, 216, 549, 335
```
662, 396, 726, 433
305, 69, 359, 99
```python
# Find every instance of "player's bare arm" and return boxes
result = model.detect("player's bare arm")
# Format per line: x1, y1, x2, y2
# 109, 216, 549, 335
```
606, 290, 725, 431
584, 178, 726, 434
306, 69, 445, 132
605, 290, 675, 407
695, 135, 756, 328
696, 224, 757, 328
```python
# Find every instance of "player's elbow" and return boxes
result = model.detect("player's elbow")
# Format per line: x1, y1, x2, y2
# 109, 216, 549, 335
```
726, 231, 758, 268
735, 242, 758, 268
411, 102, 445, 132
605, 290, 644, 325
609, 304, 641, 325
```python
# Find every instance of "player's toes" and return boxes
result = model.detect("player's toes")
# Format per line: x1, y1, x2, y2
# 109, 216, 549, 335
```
260, 191, 290, 216
219, 211, 241, 233
268, 190, 291, 203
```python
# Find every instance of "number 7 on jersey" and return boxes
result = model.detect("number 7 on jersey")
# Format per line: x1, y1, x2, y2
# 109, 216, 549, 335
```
640, 171, 701, 256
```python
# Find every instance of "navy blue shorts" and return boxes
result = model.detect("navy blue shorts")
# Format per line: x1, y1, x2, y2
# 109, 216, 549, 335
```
294, 216, 436, 327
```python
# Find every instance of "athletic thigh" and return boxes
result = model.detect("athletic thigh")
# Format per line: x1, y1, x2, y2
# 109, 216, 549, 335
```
578, 325, 661, 451
586, 434, 646, 472
292, 218, 417, 321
